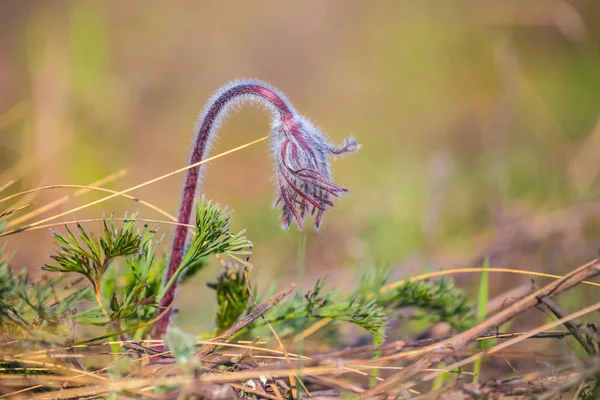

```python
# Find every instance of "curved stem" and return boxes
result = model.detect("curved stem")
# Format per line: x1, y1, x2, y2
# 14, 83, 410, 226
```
155, 80, 296, 337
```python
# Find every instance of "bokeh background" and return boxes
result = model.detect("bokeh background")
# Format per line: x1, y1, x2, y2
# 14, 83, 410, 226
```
1, 0, 600, 355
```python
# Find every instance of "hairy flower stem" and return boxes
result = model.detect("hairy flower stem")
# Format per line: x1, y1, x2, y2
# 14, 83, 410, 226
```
155, 80, 358, 337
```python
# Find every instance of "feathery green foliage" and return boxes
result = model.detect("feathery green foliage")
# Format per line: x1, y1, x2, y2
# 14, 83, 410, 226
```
182, 196, 252, 269
161, 196, 253, 299
93, 221, 165, 337
43, 214, 145, 276
36, 197, 251, 340
42, 214, 158, 327
354, 266, 476, 332
29, 195, 252, 340
377, 276, 476, 331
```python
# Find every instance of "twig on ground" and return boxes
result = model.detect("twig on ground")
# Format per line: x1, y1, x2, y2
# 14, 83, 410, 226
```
486, 283, 534, 314
538, 291, 598, 355
122, 342, 171, 359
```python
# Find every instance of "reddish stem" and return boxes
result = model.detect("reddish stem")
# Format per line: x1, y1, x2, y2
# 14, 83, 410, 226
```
154, 82, 295, 338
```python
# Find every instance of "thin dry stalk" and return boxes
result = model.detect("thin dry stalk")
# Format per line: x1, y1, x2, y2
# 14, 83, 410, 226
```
2, 170, 127, 225
0, 180, 16, 194
0, 137, 268, 237
9, 218, 193, 235
538, 293, 599, 354
196, 283, 295, 358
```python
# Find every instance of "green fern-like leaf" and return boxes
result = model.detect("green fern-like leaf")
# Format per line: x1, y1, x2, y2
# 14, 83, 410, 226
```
43, 213, 145, 283
377, 277, 477, 331
43, 214, 161, 329
180, 196, 252, 271
252, 279, 388, 345
164, 196, 253, 295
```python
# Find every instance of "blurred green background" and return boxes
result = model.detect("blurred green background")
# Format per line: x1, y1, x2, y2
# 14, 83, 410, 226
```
1, 1, 600, 338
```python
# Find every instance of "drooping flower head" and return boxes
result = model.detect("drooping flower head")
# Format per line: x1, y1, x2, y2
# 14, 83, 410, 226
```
271, 115, 358, 230
156, 79, 359, 337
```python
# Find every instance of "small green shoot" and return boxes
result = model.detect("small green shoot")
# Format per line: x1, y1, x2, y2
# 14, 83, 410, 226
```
160, 196, 252, 303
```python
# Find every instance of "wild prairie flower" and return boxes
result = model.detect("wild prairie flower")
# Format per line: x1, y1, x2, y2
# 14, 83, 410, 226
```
156, 79, 358, 336
272, 116, 358, 230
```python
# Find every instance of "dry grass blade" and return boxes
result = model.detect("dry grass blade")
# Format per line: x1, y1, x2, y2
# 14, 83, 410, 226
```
0, 357, 108, 383
0, 204, 30, 220
0, 180, 16, 194
24, 365, 353, 399
0, 178, 186, 235
29, 363, 414, 400
3, 170, 133, 228
0, 171, 127, 207
0, 169, 127, 228
7, 218, 194, 234
380, 267, 600, 291
0, 137, 268, 237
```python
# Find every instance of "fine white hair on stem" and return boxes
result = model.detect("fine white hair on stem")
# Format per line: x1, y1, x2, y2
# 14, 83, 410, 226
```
156, 78, 359, 337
